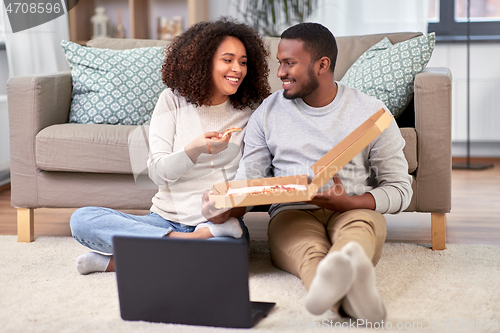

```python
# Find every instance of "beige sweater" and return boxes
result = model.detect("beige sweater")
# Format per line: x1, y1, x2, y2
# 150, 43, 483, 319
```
147, 89, 253, 225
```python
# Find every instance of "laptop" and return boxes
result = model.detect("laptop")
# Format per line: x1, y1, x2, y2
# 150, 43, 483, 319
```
113, 236, 276, 328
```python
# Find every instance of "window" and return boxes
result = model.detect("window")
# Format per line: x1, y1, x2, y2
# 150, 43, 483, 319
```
428, 0, 500, 40
0, 4, 6, 46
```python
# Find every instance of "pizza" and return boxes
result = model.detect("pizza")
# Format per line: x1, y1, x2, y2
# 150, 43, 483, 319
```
211, 127, 242, 140
227, 184, 307, 196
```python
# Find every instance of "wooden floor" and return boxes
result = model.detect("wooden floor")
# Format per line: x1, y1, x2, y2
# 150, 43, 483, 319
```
1, 163, 500, 245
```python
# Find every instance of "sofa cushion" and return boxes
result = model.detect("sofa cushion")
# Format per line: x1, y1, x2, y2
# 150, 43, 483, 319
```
35, 124, 417, 175
400, 128, 418, 173
35, 124, 148, 174
61, 40, 165, 125
87, 38, 171, 50
340, 33, 435, 118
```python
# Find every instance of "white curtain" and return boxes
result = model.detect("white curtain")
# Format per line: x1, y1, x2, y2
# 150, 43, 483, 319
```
313, 0, 428, 37
1, 1, 70, 77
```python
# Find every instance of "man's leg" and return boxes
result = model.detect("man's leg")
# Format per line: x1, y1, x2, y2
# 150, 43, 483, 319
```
268, 208, 357, 314
327, 209, 387, 322
267, 209, 332, 289
327, 209, 387, 265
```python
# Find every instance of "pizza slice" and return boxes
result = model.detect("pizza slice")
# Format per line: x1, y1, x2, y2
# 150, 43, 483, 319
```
226, 184, 307, 196
211, 127, 242, 140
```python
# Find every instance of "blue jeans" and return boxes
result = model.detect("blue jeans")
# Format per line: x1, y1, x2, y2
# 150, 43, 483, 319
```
70, 206, 249, 255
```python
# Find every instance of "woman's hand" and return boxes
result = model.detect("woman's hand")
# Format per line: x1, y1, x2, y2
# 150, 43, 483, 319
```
184, 131, 232, 163
201, 190, 232, 224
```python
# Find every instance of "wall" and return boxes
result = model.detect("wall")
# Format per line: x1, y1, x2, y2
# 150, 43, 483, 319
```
209, 0, 242, 22
0, 93, 9, 186
427, 42, 500, 157
0, 49, 7, 94
1, 48, 9, 185
1, 0, 10, 183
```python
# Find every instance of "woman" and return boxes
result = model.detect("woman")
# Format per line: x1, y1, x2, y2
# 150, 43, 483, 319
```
70, 17, 271, 275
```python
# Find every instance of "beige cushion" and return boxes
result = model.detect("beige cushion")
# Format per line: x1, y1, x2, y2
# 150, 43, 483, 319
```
35, 123, 417, 175
36, 124, 147, 174
87, 38, 171, 49
400, 128, 418, 173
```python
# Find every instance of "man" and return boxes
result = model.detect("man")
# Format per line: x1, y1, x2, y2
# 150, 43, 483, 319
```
202, 22, 412, 322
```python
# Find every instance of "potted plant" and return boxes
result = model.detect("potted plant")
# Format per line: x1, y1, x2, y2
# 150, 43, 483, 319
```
235, 0, 317, 37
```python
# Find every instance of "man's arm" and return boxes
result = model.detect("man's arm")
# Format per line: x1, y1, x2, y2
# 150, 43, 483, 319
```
310, 119, 412, 214
367, 120, 413, 214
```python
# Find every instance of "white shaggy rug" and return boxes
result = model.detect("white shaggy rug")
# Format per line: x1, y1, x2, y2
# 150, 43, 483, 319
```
1, 236, 500, 333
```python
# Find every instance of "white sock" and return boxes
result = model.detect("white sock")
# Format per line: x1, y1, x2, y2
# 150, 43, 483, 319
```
341, 241, 386, 323
195, 217, 243, 238
76, 252, 111, 275
305, 251, 355, 315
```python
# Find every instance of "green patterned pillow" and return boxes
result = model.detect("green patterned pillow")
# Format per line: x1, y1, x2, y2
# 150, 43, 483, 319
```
340, 33, 435, 118
61, 40, 165, 125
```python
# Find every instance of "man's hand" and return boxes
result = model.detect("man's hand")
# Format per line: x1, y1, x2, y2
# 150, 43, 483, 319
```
309, 176, 375, 212
201, 190, 232, 224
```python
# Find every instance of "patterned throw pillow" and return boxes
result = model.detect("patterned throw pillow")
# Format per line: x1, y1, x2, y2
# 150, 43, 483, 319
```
340, 33, 435, 118
61, 40, 165, 125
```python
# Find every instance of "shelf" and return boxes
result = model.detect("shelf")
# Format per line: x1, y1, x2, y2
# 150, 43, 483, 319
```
68, 0, 208, 43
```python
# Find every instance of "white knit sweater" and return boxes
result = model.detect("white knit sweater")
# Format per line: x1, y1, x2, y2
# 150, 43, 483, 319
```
147, 89, 253, 225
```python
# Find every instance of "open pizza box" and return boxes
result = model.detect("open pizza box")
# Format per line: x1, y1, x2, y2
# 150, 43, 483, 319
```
209, 108, 393, 209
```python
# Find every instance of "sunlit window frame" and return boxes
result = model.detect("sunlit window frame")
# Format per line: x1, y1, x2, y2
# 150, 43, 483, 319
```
428, 0, 500, 41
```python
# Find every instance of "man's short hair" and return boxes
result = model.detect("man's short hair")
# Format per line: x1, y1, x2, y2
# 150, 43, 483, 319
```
281, 23, 337, 73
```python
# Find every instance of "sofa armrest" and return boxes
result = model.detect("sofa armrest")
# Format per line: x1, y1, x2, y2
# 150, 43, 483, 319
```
7, 71, 72, 208
412, 67, 452, 213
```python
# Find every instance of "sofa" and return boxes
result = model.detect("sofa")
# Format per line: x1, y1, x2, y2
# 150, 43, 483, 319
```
7, 32, 452, 250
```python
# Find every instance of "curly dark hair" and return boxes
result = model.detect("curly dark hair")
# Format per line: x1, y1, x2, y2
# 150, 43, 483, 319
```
281, 23, 337, 73
161, 17, 271, 109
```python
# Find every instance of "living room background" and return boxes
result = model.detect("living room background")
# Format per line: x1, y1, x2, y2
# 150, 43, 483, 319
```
1, 0, 499, 187
1, 5, 8, 186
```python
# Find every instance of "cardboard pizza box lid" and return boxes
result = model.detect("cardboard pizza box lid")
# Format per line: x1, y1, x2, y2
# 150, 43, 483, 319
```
308, 108, 393, 193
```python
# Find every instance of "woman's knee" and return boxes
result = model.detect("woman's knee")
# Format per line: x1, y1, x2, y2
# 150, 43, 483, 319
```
70, 206, 99, 235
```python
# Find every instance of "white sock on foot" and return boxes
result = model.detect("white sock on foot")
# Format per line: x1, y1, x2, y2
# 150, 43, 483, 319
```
195, 217, 243, 238
76, 252, 111, 275
305, 251, 355, 315
341, 241, 386, 322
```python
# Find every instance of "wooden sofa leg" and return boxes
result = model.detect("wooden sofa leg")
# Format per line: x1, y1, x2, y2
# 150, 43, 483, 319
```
17, 208, 35, 242
431, 212, 446, 251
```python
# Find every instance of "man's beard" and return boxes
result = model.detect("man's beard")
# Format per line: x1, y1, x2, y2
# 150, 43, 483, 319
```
283, 66, 319, 100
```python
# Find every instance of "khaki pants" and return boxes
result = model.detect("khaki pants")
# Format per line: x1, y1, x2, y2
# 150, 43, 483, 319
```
267, 208, 387, 313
